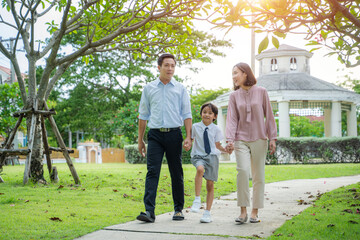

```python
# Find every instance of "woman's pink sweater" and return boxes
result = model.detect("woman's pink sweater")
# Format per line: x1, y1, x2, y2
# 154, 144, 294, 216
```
226, 86, 277, 142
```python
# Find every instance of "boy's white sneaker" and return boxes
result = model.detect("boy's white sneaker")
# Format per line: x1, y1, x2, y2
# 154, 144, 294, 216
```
191, 199, 201, 213
200, 211, 212, 223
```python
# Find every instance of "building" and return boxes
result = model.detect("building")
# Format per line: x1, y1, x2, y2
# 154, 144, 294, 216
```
213, 44, 360, 139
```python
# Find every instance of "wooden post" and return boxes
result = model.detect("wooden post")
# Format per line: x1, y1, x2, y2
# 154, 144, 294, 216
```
23, 101, 38, 184
40, 115, 53, 178
44, 104, 80, 185
0, 114, 24, 166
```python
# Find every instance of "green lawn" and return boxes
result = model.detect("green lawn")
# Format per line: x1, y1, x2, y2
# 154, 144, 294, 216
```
268, 182, 360, 240
0, 163, 359, 240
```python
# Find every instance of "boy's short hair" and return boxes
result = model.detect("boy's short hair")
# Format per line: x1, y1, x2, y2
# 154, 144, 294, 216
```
200, 103, 218, 122
158, 53, 176, 66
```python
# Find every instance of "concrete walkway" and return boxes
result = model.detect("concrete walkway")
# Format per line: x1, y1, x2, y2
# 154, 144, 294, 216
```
77, 175, 360, 240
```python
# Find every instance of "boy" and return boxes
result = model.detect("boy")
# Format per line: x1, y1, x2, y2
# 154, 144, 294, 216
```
190, 103, 227, 223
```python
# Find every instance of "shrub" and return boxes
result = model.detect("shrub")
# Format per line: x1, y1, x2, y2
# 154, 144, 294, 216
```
266, 137, 360, 164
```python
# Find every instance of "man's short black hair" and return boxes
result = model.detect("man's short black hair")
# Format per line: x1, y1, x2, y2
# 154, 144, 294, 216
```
158, 53, 176, 66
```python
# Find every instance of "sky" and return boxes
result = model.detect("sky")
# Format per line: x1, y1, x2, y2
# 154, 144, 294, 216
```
1, 8, 359, 92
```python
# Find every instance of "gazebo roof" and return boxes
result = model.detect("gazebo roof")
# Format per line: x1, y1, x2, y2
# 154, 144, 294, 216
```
256, 44, 313, 59
212, 73, 360, 106
257, 73, 349, 92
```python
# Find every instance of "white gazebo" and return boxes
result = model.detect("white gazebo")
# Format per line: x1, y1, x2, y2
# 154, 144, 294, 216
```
213, 44, 360, 139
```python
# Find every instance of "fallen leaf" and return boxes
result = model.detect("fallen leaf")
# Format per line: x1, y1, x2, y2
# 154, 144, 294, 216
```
308, 195, 315, 198
132, 186, 137, 189
44, 210, 48, 213
327, 224, 335, 227
275, 233, 283, 236
305, 192, 311, 194
288, 233, 294, 237
343, 209, 353, 214
184, 193, 191, 196
315, 218, 319, 221
123, 193, 129, 198
113, 189, 118, 192
57, 185, 64, 189
82, 188, 86, 191
25, 200, 30, 203
253, 234, 261, 238
0, 193, 4, 195
49, 217, 62, 222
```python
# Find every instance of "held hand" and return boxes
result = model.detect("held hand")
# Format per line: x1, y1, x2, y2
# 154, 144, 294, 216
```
138, 140, 146, 157
269, 140, 276, 155
183, 137, 192, 151
225, 142, 234, 154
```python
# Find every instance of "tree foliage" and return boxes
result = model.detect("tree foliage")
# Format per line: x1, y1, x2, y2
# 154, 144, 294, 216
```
215, 0, 360, 67
289, 116, 324, 137
0, 82, 25, 137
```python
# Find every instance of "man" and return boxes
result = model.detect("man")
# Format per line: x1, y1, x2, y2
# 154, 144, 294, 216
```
136, 53, 192, 223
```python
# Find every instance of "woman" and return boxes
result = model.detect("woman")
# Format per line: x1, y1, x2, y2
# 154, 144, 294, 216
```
225, 62, 277, 224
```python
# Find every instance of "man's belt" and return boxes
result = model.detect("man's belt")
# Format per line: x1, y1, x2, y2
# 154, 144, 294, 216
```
152, 127, 181, 132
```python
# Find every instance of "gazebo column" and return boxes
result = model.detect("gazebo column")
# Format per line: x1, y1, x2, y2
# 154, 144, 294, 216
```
217, 106, 230, 161
278, 101, 290, 137
324, 109, 331, 137
217, 106, 226, 136
347, 103, 357, 136
331, 101, 342, 137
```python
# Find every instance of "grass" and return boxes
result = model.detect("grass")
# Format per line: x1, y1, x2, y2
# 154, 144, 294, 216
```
268, 182, 360, 240
0, 163, 359, 240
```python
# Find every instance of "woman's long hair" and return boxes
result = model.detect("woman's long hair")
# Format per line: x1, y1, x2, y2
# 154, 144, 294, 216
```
233, 62, 257, 90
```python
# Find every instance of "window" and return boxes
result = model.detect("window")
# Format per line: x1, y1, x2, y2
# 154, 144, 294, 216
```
290, 57, 297, 71
270, 58, 278, 72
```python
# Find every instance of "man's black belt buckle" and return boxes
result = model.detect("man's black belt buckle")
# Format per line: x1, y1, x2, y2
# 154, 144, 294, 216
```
158, 127, 179, 132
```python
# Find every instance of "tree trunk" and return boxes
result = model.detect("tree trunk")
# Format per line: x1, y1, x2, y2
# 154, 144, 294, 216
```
26, 112, 46, 183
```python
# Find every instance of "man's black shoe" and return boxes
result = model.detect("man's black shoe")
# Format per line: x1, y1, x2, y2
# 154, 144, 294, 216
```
136, 211, 155, 223
172, 211, 185, 221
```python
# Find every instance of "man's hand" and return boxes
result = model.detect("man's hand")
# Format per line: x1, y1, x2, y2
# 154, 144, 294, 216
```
138, 139, 146, 157
269, 140, 276, 155
183, 137, 192, 151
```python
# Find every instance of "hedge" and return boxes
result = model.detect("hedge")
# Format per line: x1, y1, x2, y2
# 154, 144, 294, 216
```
267, 136, 360, 164
124, 144, 192, 164
125, 137, 360, 165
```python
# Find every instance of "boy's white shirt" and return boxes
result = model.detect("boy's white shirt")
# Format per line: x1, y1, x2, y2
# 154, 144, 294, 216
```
190, 121, 224, 157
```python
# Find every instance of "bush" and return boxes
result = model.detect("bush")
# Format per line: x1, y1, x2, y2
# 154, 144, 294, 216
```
124, 144, 146, 164
125, 144, 192, 164
266, 137, 360, 164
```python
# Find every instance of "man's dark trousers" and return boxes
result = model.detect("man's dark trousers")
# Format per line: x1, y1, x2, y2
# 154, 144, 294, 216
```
144, 128, 184, 214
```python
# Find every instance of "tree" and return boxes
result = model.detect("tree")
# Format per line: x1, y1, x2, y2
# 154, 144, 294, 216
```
289, 116, 324, 137
215, 0, 360, 67
0, 82, 25, 137
0, 0, 221, 183
337, 74, 360, 136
